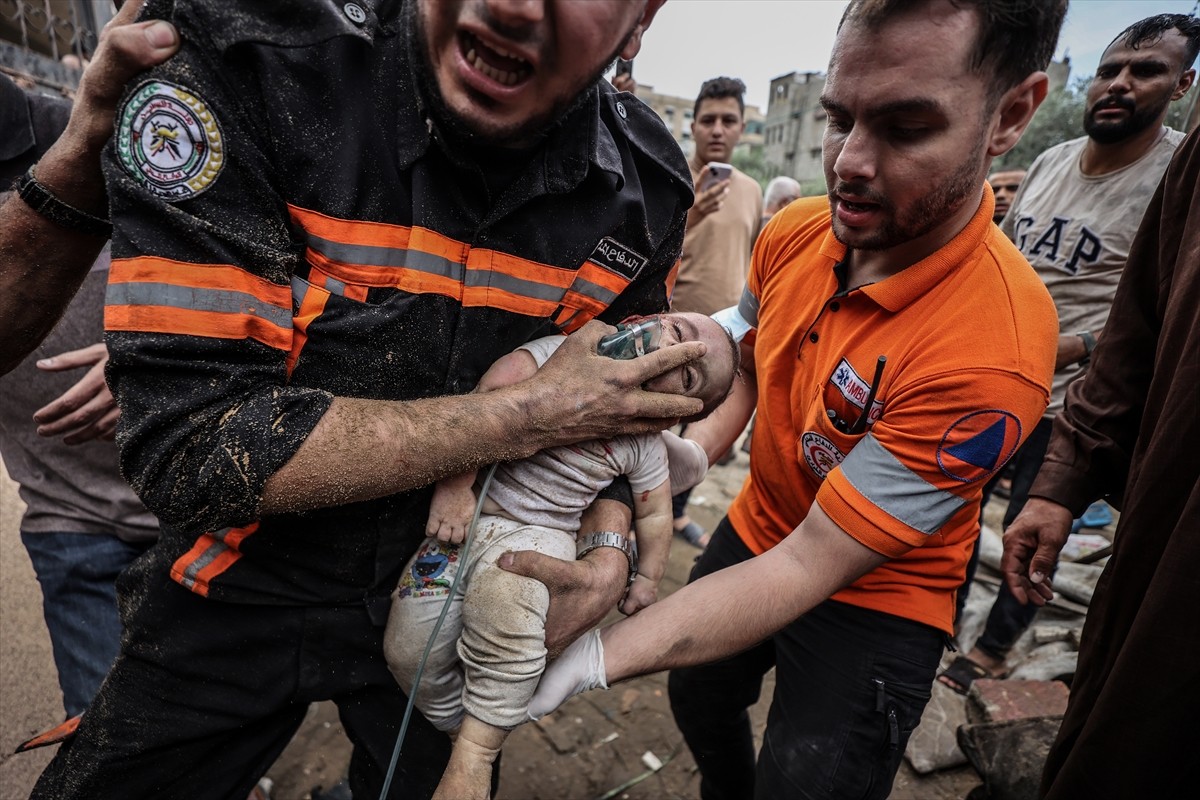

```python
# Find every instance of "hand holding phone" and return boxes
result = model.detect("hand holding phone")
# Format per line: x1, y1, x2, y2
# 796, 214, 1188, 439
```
698, 162, 733, 192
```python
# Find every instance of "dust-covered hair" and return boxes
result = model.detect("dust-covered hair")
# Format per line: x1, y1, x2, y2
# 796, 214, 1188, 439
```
840, 0, 1068, 100
686, 323, 741, 424
1111, 14, 1200, 70
693, 76, 747, 118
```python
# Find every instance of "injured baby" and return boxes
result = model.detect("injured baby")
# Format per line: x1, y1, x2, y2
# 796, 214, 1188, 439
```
384, 312, 738, 800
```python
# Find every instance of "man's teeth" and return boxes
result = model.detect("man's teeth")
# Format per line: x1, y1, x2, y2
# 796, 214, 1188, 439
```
465, 47, 523, 86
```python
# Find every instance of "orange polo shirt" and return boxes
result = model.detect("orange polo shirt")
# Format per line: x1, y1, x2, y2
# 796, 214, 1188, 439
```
726, 191, 1057, 634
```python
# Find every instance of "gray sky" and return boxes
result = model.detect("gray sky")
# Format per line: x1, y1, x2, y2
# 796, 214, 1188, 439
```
625, 1, 1200, 111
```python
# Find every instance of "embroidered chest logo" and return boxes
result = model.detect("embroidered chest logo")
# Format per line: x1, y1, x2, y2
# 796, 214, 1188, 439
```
801, 431, 846, 479
829, 358, 884, 426
588, 237, 648, 279
117, 80, 224, 202
937, 410, 1023, 483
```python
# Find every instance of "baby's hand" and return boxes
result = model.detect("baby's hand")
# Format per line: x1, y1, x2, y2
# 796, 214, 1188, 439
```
619, 574, 660, 615
426, 482, 477, 544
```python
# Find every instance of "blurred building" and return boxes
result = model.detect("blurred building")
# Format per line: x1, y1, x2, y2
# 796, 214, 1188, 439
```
0, 0, 114, 94
632, 83, 764, 161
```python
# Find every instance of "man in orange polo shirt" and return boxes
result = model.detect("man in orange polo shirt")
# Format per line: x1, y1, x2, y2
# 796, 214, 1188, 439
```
528, 2, 1064, 798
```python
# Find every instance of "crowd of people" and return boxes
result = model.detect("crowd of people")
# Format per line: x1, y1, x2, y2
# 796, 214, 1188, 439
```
1, 1, 1197, 799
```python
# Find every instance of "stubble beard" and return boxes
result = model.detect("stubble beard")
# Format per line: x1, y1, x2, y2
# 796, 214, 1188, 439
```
1083, 96, 1167, 145
409, 1, 639, 147
831, 130, 986, 252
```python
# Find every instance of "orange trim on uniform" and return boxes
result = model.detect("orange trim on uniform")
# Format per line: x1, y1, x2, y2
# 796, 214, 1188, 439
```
109, 256, 291, 303
170, 523, 260, 597
105, 306, 293, 351
16, 714, 82, 752
288, 282, 330, 376
107, 256, 293, 350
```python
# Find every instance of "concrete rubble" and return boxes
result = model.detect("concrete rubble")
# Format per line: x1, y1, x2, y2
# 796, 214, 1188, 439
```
904, 521, 1113, 798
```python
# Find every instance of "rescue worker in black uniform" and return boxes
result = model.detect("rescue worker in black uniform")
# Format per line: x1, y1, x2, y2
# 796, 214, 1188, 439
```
30, 1, 706, 798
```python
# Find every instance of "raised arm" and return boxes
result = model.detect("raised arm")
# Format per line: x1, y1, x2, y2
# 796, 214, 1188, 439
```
0, 1, 178, 374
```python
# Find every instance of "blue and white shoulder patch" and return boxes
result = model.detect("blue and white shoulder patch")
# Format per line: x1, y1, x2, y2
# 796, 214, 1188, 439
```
116, 80, 224, 202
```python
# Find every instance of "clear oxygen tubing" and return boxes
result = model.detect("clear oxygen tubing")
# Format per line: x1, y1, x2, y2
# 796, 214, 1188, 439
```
378, 460, 501, 800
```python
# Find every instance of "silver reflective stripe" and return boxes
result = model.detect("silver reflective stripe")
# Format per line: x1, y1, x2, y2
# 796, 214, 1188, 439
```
838, 434, 965, 535
738, 285, 760, 326
304, 231, 463, 279
177, 528, 234, 589
107, 282, 293, 329
563, 276, 619, 306
464, 269, 565, 302
291, 274, 307, 303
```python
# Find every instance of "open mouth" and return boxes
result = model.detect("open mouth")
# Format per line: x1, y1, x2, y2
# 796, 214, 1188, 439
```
839, 197, 879, 213
459, 32, 532, 87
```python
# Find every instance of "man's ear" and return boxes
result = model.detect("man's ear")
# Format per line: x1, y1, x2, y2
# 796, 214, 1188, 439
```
1172, 68, 1196, 101
619, 0, 668, 60
987, 71, 1049, 158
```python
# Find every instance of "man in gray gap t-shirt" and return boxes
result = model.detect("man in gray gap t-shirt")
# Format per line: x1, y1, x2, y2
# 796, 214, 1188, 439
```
939, 13, 1196, 695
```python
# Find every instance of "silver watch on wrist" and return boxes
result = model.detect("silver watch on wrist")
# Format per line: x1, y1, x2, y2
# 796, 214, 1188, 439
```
576, 530, 638, 587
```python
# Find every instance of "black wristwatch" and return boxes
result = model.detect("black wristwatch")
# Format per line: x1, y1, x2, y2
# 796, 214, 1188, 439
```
14, 166, 112, 238
1076, 330, 1097, 366
577, 530, 638, 590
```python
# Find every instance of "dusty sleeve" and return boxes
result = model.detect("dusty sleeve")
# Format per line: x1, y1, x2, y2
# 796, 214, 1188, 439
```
102, 28, 332, 534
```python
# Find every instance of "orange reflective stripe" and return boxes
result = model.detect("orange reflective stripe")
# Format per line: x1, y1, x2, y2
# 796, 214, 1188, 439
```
665, 258, 681, 298
170, 523, 259, 597
109, 256, 292, 301
107, 256, 293, 350
16, 715, 82, 752
105, 306, 292, 351
287, 203, 632, 321
288, 278, 330, 376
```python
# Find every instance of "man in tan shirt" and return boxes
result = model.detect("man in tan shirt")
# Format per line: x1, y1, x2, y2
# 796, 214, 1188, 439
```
671, 76, 763, 316
671, 76, 763, 546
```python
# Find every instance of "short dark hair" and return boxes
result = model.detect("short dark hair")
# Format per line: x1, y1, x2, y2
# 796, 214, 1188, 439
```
1111, 14, 1200, 70
693, 76, 746, 119
841, 0, 1068, 100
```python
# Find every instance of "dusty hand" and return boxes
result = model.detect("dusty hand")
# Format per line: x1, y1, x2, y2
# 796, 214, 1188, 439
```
426, 482, 477, 544
72, 0, 180, 139
527, 628, 607, 720
498, 544, 627, 657
619, 574, 658, 616
520, 321, 705, 451
664, 431, 708, 495
1001, 497, 1074, 606
34, 343, 120, 444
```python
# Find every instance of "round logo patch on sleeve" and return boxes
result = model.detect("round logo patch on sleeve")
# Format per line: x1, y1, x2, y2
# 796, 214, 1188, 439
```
116, 80, 224, 201
936, 410, 1023, 483
801, 431, 846, 479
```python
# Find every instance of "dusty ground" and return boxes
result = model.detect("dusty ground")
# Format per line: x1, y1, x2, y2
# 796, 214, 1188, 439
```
1, 440, 984, 800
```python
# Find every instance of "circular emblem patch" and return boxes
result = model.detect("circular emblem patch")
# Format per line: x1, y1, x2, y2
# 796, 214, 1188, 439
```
936, 410, 1023, 483
117, 80, 224, 201
801, 431, 845, 479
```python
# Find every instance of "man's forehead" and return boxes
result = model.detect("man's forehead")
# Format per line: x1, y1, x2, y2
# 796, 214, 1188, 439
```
696, 97, 741, 117
1100, 30, 1190, 69
988, 170, 1024, 183
827, 4, 983, 102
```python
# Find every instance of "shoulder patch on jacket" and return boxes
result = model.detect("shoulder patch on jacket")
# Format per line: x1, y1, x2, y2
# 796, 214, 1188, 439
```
116, 79, 224, 202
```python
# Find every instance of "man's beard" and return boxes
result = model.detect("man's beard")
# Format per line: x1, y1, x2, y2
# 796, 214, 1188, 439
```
1083, 95, 1166, 145
830, 133, 984, 252
406, 1, 637, 148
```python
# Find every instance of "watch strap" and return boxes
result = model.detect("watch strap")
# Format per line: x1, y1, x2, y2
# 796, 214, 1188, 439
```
1077, 330, 1096, 365
576, 530, 637, 583
14, 166, 112, 238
